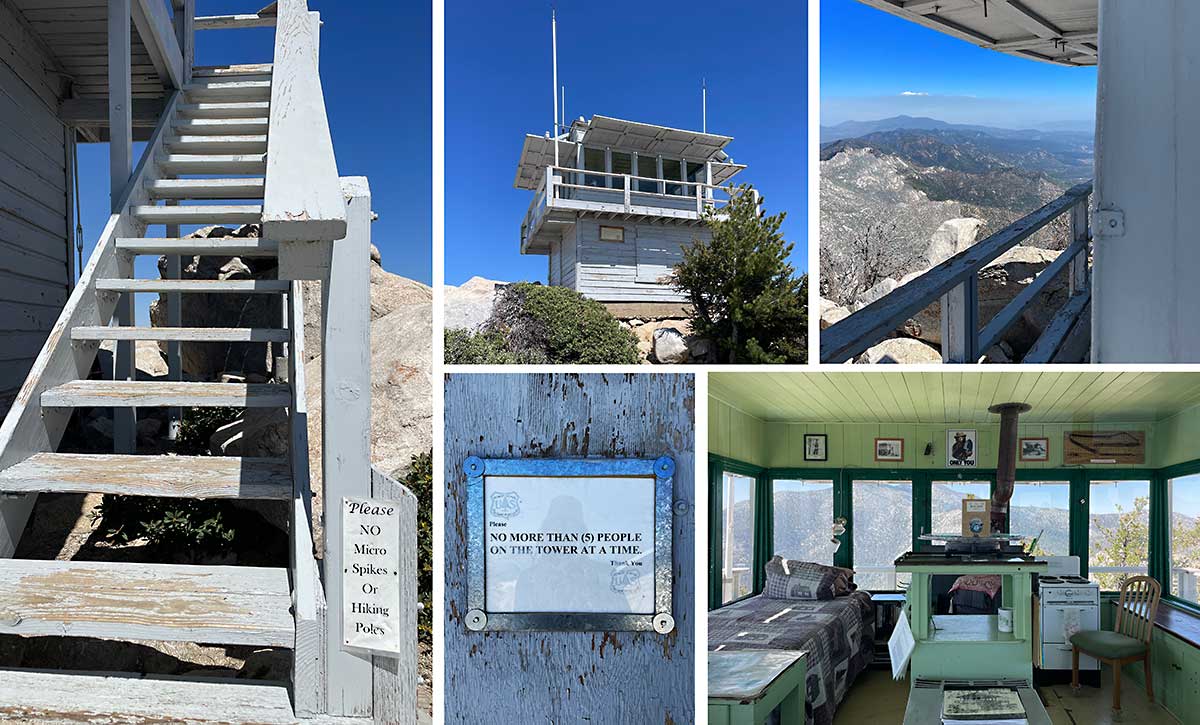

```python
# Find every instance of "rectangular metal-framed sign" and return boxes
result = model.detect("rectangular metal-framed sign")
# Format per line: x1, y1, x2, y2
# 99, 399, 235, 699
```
463, 456, 675, 633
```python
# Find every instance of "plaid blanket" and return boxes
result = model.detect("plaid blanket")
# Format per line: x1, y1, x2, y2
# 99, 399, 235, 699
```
709, 593, 874, 725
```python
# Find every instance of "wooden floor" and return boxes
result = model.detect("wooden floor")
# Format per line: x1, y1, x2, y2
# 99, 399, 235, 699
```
834, 669, 1180, 724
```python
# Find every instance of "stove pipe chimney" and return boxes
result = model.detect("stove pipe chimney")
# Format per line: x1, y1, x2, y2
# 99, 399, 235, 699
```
988, 402, 1031, 533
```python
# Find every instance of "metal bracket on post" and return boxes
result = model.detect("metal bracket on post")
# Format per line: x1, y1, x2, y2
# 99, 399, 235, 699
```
1095, 206, 1125, 238
940, 276, 979, 363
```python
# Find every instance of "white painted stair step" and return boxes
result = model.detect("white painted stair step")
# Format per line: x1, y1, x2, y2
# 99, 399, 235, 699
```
177, 101, 270, 119
133, 204, 262, 225
184, 80, 271, 100
0, 670, 297, 724
97, 278, 289, 294
0, 559, 293, 646
174, 117, 269, 135
158, 153, 266, 174
73, 326, 287, 343
41, 380, 291, 408
116, 237, 279, 256
0, 453, 292, 500
146, 178, 265, 200
166, 135, 268, 154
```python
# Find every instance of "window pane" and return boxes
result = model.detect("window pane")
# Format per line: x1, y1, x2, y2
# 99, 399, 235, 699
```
1169, 473, 1200, 605
1011, 481, 1071, 556
662, 157, 683, 196
773, 479, 834, 565
1089, 480, 1150, 589
722, 472, 755, 604
853, 480, 913, 590
931, 481, 991, 535
611, 152, 632, 190
583, 147, 605, 188
636, 154, 658, 193
686, 160, 705, 184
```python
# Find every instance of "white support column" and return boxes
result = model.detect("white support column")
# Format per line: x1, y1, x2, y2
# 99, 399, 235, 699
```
178, 0, 195, 83
940, 276, 979, 363
109, 0, 135, 453
322, 176, 374, 716
1093, 0, 1200, 362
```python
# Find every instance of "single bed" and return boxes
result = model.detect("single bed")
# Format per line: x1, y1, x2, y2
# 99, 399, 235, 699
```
709, 592, 875, 725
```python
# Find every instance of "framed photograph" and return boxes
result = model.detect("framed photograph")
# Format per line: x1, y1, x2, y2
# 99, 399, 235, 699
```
874, 437, 904, 462
947, 429, 977, 467
1019, 437, 1050, 462
804, 434, 828, 461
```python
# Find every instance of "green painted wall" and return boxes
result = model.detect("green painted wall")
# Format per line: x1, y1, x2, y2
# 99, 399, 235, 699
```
1153, 404, 1200, 468
709, 397, 767, 467
760, 421, 1157, 470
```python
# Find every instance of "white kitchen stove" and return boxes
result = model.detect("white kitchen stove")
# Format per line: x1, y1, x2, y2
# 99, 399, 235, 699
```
1037, 575, 1100, 673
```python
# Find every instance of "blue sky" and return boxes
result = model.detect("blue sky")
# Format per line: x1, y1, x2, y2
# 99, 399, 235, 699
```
821, 0, 1096, 129
445, 0, 807, 286
75, 1, 431, 323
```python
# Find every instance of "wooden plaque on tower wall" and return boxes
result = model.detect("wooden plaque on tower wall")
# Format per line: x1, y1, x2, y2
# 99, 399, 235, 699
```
1063, 431, 1146, 465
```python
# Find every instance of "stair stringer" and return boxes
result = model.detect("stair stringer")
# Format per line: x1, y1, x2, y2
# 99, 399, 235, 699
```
0, 91, 181, 558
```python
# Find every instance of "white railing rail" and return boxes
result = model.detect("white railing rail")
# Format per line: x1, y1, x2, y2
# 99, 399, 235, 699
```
546, 165, 733, 209
263, 0, 345, 253
821, 181, 1093, 363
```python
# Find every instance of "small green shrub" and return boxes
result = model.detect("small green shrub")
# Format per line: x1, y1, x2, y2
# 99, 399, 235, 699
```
445, 283, 638, 364
94, 407, 241, 555
400, 450, 433, 644
444, 328, 532, 364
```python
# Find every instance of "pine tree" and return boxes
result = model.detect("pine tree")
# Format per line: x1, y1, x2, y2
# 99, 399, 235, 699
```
670, 184, 807, 363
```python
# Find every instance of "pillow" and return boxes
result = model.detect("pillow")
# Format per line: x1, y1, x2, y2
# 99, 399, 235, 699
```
830, 566, 858, 595
764, 556, 841, 600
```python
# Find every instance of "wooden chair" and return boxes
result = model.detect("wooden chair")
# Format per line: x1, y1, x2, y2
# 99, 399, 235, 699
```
1070, 575, 1161, 712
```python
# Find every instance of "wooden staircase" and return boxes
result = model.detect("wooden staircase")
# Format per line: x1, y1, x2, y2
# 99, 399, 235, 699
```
0, 63, 320, 724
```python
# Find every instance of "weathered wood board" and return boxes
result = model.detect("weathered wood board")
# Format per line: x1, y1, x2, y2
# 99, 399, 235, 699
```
444, 373, 695, 724
1064, 430, 1146, 464
0, 558, 294, 647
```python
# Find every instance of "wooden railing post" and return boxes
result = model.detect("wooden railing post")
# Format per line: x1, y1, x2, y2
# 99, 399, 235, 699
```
545, 165, 556, 206
624, 174, 631, 210
321, 176, 374, 716
1070, 196, 1090, 295
940, 275, 979, 363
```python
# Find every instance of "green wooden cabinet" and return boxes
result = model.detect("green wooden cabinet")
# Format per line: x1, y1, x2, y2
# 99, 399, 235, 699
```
708, 650, 808, 725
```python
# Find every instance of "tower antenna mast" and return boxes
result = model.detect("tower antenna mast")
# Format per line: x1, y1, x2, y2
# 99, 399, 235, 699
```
551, 8, 559, 167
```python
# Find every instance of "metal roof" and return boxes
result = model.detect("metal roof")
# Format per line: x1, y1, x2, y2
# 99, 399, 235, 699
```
514, 116, 744, 191
858, 0, 1098, 67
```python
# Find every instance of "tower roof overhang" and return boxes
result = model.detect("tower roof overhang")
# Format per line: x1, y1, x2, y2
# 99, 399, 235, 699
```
515, 115, 744, 191
857, 0, 1098, 67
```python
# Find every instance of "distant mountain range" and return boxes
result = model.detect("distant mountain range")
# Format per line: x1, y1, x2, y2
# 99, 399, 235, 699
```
820, 115, 1094, 146
819, 116, 1096, 307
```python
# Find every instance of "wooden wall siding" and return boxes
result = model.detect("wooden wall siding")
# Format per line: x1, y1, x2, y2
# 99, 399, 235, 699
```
547, 239, 560, 286
709, 396, 767, 467
759, 421, 1157, 470
444, 373, 695, 723
0, 6, 70, 415
561, 230, 577, 288
572, 219, 704, 302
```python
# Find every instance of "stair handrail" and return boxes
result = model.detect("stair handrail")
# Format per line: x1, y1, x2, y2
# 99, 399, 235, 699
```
0, 92, 180, 558
262, 0, 345, 246
820, 181, 1093, 363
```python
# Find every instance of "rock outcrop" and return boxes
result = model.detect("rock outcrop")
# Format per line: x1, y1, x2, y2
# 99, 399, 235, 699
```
923, 217, 984, 267
857, 337, 942, 364
819, 297, 851, 330
443, 276, 504, 331
148, 224, 280, 381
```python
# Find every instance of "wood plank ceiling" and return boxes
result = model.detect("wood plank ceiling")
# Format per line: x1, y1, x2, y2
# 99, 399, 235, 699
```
710, 372, 1200, 424
13, 0, 166, 100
